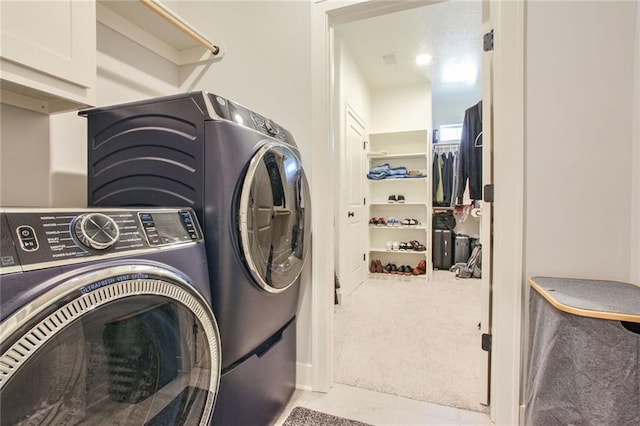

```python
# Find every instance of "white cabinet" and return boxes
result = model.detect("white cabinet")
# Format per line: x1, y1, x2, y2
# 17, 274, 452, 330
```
0, 0, 96, 113
367, 130, 432, 279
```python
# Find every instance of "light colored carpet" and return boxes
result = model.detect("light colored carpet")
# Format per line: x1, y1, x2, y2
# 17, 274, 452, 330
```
333, 271, 488, 413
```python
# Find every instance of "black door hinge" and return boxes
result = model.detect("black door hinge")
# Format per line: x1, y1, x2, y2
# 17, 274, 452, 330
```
481, 333, 492, 352
363, 197, 366, 205
363, 253, 366, 261
483, 184, 494, 203
483, 29, 494, 52
363, 140, 368, 150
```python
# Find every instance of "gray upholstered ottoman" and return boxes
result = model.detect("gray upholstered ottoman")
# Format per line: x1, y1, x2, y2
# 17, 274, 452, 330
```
526, 276, 640, 426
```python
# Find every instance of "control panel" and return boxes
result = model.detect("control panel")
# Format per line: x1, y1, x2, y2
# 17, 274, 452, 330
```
207, 93, 295, 145
0, 208, 202, 273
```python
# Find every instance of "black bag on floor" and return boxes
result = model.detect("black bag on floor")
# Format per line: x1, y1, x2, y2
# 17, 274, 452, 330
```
432, 212, 456, 231
433, 229, 454, 270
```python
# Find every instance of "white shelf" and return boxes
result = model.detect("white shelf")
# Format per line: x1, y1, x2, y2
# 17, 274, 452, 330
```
368, 177, 427, 182
368, 152, 428, 160
370, 202, 427, 207
369, 225, 426, 230
97, 0, 224, 65
370, 247, 428, 255
368, 272, 427, 280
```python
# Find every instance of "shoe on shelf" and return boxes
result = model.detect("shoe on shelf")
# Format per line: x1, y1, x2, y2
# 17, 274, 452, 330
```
401, 218, 411, 226
409, 218, 419, 226
392, 241, 400, 251
393, 218, 401, 227
404, 265, 412, 276
397, 194, 406, 203
386, 241, 393, 251
390, 264, 398, 274
378, 217, 386, 226
399, 242, 408, 250
369, 217, 378, 225
417, 260, 427, 272
388, 195, 397, 203
412, 267, 423, 275
384, 263, 392, 273
376, 259, 384, 273
386, 217, 395, 227
410, 240, 426, 251
369, 260, 376, 273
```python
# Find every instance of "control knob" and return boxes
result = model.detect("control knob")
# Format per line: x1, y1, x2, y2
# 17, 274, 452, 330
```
74, 213, 119, 250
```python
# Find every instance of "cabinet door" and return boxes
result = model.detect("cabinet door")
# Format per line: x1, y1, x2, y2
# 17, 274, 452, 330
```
0, 0, 96, 111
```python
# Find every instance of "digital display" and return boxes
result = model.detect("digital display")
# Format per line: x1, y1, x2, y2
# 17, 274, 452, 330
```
139, 211, 199, 246
153, 213, 188, 239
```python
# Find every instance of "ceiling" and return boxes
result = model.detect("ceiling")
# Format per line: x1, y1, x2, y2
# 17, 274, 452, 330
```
335, 1, 483, 104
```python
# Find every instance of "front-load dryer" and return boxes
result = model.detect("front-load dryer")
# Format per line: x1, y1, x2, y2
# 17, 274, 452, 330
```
81, 92, 311, 425
0, 207, 221, 425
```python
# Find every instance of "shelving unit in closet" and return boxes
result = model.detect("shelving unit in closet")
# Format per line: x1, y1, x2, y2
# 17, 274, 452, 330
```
367, 129, 432, 280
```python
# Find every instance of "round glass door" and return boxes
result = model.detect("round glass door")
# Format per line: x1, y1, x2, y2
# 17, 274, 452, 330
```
0, 267, 220, 426
238, 142, 311, 293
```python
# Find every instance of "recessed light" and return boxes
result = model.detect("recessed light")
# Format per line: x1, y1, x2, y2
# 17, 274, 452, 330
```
415, 53, 432, 66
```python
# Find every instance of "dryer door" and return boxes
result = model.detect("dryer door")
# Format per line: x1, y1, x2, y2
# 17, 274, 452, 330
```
239, 141, 311, 293
0, 266, 221, 426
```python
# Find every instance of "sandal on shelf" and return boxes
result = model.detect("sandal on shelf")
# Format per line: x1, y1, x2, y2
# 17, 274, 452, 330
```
410, 240, 426, 251
369, 217, 378, 225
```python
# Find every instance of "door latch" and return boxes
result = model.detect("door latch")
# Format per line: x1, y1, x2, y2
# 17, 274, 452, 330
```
347, 211, 354, 218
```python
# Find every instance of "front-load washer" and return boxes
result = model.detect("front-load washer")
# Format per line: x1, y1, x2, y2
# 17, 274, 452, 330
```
0, 207, 221, 425
81, 92, 311, 424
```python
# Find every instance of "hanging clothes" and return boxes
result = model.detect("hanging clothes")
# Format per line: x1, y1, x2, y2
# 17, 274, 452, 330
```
456, 100, 483, 204
436, 154, 445, 204
442, 152, 455, 206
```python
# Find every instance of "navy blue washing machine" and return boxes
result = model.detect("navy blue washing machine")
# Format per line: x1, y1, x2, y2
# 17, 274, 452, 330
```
0, 207, 221, 425
80, 92, 311, 425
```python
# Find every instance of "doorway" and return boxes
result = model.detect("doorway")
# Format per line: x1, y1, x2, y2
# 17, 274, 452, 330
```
311, 1, 525, 424
331, 0, 488, 413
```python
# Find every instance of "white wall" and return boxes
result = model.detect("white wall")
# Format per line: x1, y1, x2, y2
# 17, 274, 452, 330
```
371, 82, 432, 134
0, 105, 50, 206
525, 0, 637, 283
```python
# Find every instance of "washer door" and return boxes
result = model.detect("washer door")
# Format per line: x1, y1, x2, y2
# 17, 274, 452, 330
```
239, 142, 311, 293
0, 266, 221, 426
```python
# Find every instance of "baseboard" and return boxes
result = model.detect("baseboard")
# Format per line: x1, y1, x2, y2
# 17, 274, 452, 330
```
295, 362, 314, 390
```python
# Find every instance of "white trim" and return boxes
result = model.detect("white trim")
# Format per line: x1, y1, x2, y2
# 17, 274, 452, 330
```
296, 362, 314, 391
631, 0, 640, 284
490, 1, 525, 424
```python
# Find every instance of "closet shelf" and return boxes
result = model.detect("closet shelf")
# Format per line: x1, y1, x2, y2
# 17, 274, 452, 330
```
368, 178, 427, 183
369, 202, 428, 207
368, 272, 427, 280
97, 0, 224, 65
368, 152, 428, 160
369, 247, 428, 255
369, 225, 427, 230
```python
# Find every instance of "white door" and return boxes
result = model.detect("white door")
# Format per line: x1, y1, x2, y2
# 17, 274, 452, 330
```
479, 20, 494, 406
338, 106, 367, 297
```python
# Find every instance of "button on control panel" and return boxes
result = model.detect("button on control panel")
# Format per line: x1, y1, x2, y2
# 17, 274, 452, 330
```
16, 226, 38, 252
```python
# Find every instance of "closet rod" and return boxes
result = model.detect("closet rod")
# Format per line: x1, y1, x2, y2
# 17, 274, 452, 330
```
141, 0, 220, 56
433, 141, 461, 147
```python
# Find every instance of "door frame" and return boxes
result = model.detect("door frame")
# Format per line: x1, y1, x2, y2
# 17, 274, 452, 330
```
310, 0, 525, 424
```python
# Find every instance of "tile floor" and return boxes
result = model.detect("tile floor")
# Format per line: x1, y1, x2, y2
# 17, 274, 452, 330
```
273, 383, 493, 426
